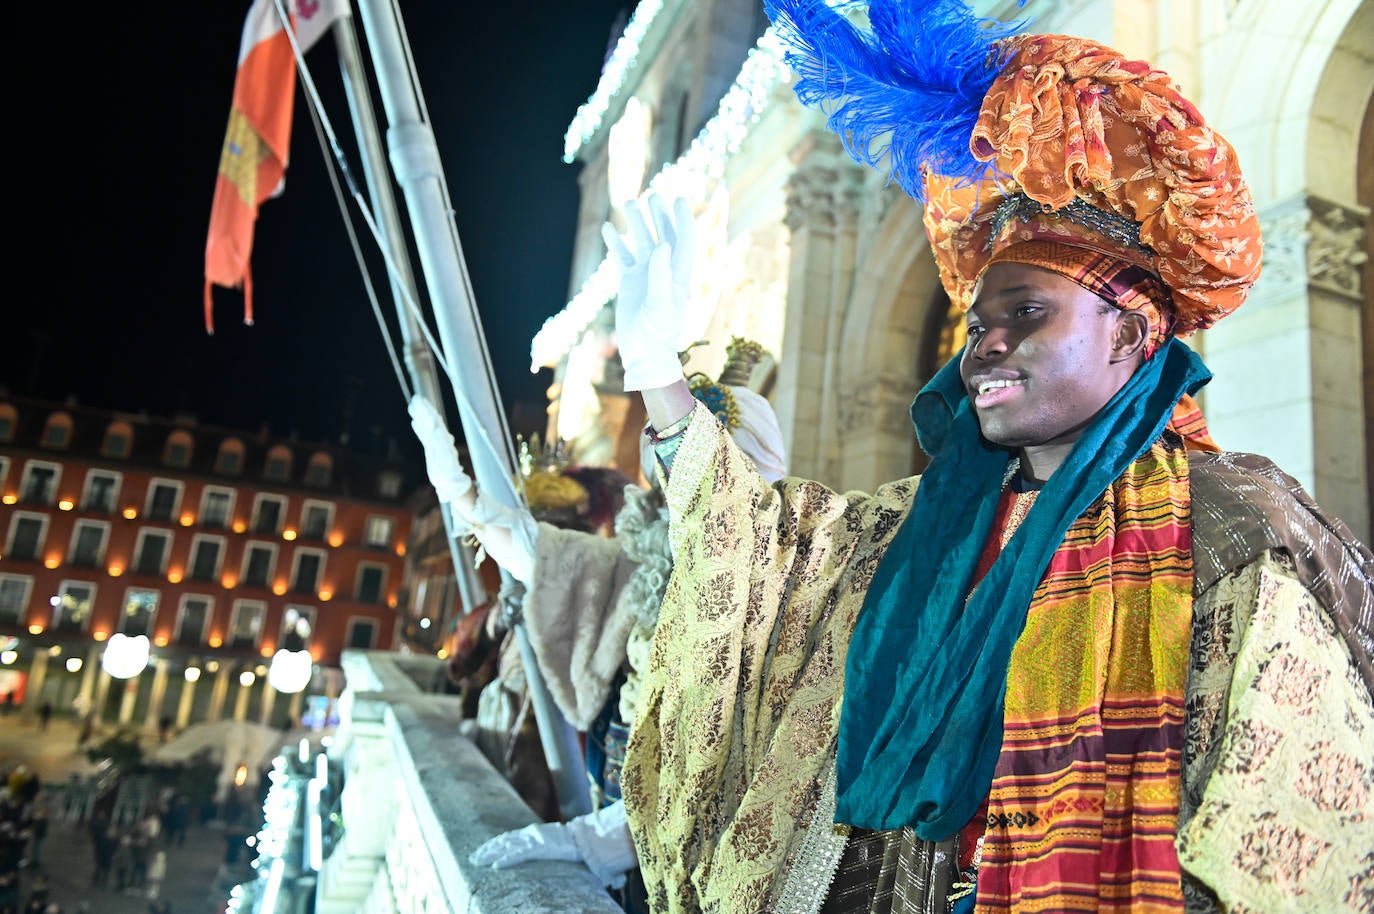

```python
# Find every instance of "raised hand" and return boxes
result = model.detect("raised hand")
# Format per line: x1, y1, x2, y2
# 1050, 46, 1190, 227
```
603, 194, 696, 391
408, 394, 537, 584
408, 394, 474, 507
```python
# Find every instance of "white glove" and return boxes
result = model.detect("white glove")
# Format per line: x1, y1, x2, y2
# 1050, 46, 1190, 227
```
469, 800, 638, 889
408, 394, 473, 507
408, 393, 538, 584
470, 820, 580, 869
603, 194, 695, 391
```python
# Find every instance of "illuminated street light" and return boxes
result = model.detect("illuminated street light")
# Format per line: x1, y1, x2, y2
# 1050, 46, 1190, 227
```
268, 649, 313, 694
101, 634, 150, 679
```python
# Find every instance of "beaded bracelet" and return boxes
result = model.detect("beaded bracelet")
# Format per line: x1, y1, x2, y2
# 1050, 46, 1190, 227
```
645, 412, 693, 477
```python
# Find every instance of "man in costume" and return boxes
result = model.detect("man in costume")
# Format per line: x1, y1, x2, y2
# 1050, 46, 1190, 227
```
603, 2, 1374, 913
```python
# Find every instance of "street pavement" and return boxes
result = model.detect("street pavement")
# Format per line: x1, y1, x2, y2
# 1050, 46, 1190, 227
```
1, 713, 253, 914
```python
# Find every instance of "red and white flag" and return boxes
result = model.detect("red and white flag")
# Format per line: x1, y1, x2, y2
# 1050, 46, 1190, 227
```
204, 0, 347, 333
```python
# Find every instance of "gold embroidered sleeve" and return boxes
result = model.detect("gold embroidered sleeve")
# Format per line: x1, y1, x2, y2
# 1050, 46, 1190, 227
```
1178, 550, 1374, 913
622, 402, 918, 914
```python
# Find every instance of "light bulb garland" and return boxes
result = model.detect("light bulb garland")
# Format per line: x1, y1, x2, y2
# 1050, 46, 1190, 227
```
224, 751, 308, 914
563, 0, 668, 162
532, 27, 790, 371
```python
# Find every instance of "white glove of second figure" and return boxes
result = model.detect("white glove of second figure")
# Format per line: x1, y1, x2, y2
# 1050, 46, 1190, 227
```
603, 194, 696, 391
469, 799, 638, 889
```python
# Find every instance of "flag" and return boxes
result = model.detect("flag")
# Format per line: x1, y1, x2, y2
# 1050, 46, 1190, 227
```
204, 0, 347, 333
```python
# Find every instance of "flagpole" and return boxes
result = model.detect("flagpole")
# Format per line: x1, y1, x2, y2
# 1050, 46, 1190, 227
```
328, 11, 479, 622
350, 0, 591, 820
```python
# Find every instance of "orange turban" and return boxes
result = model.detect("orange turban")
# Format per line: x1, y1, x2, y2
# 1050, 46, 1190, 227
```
923, 34, 1263, 338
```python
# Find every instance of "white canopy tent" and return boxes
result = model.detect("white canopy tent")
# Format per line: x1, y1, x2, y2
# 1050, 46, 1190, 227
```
151, 719, 297, 798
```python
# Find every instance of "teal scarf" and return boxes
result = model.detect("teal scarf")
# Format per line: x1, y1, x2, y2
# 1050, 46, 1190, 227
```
833, 338, 1211, 838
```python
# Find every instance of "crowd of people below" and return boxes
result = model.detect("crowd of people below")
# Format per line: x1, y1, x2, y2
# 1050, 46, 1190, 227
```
0, 753, 211, 914
0, 765, 56, 914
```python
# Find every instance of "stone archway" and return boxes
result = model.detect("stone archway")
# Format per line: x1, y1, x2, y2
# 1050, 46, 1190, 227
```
1196, 0, 1372, 540
832, 190, 947, 492
1300, 0, 1372, 539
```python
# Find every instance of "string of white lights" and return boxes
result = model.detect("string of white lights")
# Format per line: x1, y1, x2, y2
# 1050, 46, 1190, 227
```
563, 0, 669, 163
531, 28, 790, 371
225, 753, 299, 913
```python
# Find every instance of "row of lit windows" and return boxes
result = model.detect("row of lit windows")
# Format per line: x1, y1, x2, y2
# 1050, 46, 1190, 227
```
0, 457, 403, 553
0, 572, 379, 653
1, 512, 395, 606
0, 406, 403, 495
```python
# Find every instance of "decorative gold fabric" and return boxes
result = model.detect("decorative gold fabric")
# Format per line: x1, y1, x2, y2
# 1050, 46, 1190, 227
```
1176, 550, 1374, 913
623, 404, 918, 914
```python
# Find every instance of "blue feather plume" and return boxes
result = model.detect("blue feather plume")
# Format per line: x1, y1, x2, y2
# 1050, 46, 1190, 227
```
763, 0, 1030, 200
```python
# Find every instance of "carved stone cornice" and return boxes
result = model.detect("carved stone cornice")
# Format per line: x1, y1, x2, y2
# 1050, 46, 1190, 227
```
1254, 194, 1368, 306
833, 177, 867, 227
785, 132, 867, 232
785, 164, 840, 231
1307, 196, 1369, 301
1253, 195, 1311, 304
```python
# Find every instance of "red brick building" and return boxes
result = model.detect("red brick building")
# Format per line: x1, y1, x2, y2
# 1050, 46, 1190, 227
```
0, 393, 418, 730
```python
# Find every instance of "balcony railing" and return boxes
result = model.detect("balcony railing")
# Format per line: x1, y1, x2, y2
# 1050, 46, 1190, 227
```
323, 652, 622, 914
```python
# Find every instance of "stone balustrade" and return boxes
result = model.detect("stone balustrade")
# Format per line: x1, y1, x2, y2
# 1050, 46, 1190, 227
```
317, 649, 624, 914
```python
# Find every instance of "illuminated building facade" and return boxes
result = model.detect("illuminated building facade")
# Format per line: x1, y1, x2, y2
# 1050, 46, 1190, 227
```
0, 392, 417, 731
541, 0, 1373, 542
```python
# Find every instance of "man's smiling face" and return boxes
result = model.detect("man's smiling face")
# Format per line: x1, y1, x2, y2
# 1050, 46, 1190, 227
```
959, 262, 1142, 453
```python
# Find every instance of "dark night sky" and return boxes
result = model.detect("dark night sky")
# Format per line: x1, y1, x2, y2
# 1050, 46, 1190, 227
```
11, 2, 635, 466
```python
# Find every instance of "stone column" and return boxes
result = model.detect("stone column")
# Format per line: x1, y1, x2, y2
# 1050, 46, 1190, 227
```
1204, 193, 1369, 541
75, 646, 100, 712
143, 659, 169, 733
24, 651, 49, 714
175, 673, 197, 729
815, 176, 866, 486
208, 667, 233, 722
116, 676, 139, 725
232, 676, 253, 721
259, 685, 277, 726
778, 131, 851, 482
1305, 197, 1369, 540
92, 669, 112, 724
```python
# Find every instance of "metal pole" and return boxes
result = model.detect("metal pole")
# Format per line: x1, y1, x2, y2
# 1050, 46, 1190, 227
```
330, 13, 476, 618
351, 0, 590, 820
